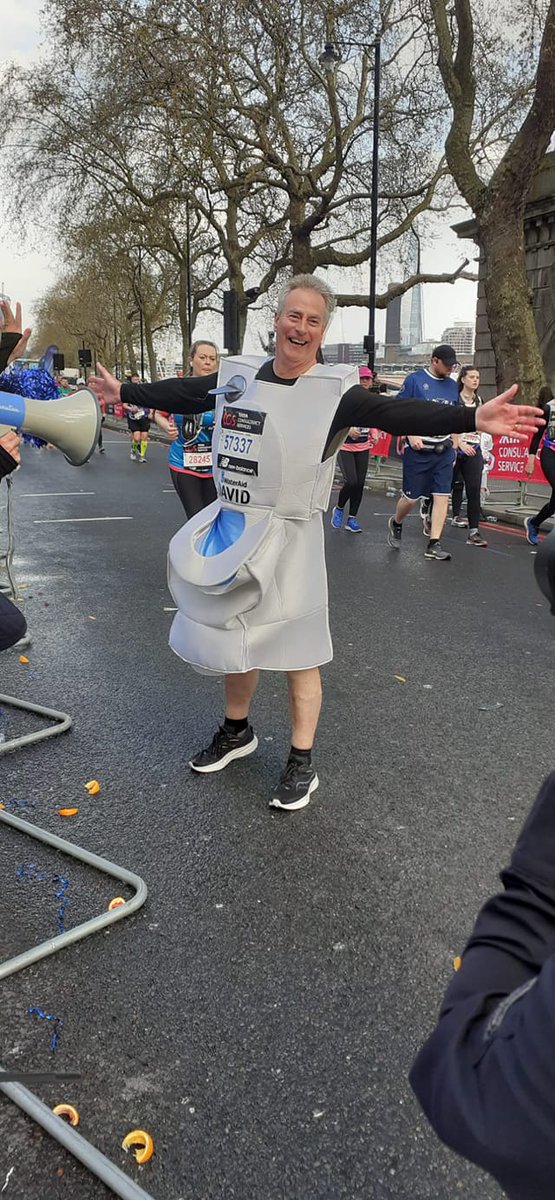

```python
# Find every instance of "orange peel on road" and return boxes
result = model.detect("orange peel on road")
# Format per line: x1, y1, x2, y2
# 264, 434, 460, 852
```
121, 1129, 154, 1163
108, 897, 126, 910
57, 807, 79, 817
84, 780, 100, 794
53, 1103, 80, 1126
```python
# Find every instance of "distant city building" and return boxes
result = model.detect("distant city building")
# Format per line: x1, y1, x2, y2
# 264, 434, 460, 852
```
441, 321, 474, 357
324, 342, 365, 364
385, 295, 402, 350
400, 230, 424, 349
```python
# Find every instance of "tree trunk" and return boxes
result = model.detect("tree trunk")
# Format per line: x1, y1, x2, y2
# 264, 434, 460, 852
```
178, 260, 190, 369
143, 312, 158, 381
478, 203, 545, 402
290, 198, 314, 274
124, 324, 138, 375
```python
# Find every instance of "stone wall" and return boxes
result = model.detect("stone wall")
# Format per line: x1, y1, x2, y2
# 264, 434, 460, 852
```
453, 152, 555, 398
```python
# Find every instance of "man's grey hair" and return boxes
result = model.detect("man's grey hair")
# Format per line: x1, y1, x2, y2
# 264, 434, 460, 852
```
276, 274, 336, 328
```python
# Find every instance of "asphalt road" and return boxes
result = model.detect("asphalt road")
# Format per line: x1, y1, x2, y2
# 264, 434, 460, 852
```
0, 430, 552, 1200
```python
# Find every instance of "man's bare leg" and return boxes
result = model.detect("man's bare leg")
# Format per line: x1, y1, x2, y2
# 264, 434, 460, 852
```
287, 667, 322, 750
189, 670, 259, 773
269, 668, 321, 811
424, 493, 452, 560
429, 494, 449, 541
225, 669, 259, 718
394, 496, 417, 523
388, 495, 416, 549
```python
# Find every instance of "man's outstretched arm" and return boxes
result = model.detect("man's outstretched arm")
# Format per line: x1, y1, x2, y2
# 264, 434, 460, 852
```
89, 364, 218, 416
335, 384, 544, 442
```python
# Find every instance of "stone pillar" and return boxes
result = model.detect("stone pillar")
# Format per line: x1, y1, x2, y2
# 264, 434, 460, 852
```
453, 152, 555, 398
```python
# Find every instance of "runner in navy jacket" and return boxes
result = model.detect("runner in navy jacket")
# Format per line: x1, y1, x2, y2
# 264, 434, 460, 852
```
411, 765, 555, 1200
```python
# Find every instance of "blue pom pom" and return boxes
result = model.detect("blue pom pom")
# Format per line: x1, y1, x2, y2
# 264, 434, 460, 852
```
0, 366, 60, 448
0, 366, 60, 401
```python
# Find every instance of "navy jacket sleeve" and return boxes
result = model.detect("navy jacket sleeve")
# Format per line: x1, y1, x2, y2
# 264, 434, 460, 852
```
410, 771, 555, 1200
120, 372, 218, 416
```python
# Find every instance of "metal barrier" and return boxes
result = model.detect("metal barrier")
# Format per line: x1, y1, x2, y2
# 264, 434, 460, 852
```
0, 1076, 156, 1200
0, 694, 72, 757
0, 477, 17, 596
0, 808, 153, 1198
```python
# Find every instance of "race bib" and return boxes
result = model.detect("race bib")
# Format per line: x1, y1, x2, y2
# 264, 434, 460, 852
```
183, 450, 212, 469
216, 408, 266, 478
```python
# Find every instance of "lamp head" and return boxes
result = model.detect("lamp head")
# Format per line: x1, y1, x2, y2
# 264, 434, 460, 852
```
319, 42, 341, 72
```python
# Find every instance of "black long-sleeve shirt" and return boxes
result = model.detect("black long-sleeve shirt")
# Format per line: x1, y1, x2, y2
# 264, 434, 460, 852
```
120, 360, 477, 456
410, 771, 555, 1200
529, 403, 552, 455
0, 333, 22, 479
0, 331, 20, 374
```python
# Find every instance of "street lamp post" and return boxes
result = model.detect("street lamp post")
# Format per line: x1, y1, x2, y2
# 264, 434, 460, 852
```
137, 246, 145, 380
185, 198, 193, 349
366, 38, 381, 376
320, 37, 381, 376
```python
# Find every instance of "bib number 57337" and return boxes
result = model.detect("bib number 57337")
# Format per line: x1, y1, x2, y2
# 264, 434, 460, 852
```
221, 433, 254, 455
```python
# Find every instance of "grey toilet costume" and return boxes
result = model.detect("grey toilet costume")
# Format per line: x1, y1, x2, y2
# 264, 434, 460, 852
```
168, 355, 358, 674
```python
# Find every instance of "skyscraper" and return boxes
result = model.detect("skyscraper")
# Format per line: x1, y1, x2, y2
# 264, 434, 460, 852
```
400, 230, 423, 348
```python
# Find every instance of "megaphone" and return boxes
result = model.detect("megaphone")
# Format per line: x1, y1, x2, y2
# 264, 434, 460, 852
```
0, 388, 101, 466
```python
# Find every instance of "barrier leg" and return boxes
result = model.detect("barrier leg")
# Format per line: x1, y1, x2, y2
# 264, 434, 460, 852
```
0, 694, 72, 757
0, 1075, 157, 1200
0, 809, 148, 979
0, 810, 153, 1198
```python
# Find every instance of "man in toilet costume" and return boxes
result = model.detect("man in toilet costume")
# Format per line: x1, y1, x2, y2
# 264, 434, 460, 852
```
91, 275, 544, 811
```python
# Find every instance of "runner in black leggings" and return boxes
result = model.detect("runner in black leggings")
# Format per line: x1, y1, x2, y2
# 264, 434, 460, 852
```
524, 385, 555, 545
450, 366, 488, 547
331, 366, 377, 533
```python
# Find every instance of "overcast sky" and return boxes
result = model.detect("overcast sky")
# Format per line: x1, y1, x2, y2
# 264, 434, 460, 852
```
1, 0, 478, 354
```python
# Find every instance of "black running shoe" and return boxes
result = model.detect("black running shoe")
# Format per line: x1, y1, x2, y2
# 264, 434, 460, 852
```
387, 517, 402, 549
424, 541, 451, 561
269, 758, 319, 810
189, 725, 258, 773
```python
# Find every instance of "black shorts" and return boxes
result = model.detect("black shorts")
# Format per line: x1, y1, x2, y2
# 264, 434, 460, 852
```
127, 417, 151, 433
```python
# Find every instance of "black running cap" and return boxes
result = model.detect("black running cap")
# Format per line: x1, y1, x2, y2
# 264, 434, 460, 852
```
432, 344, 458, 366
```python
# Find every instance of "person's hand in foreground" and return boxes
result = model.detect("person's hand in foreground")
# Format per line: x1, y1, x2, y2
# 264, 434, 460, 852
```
476, 385, 545, 439
88, 363, 122, 405
0, 300, 32, 364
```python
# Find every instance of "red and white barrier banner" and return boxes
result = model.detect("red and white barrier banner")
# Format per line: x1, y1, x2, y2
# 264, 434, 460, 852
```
486, 436, 545, 483
368, 431, 392, 457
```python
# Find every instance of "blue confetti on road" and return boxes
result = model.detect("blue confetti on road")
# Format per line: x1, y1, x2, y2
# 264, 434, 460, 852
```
17, 863, 71, 932
28, 1007, 63, 1051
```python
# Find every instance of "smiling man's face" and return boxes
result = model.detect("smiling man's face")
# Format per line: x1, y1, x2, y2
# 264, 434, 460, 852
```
273, 287, 327, 378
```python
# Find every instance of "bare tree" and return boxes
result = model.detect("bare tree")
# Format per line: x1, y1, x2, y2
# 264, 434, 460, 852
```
1, 0, 481, 346
427, 0, 555, 399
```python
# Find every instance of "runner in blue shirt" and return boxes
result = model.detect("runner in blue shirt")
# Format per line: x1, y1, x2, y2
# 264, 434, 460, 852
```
153, 340, 219, 517
386, 344, 460, 560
